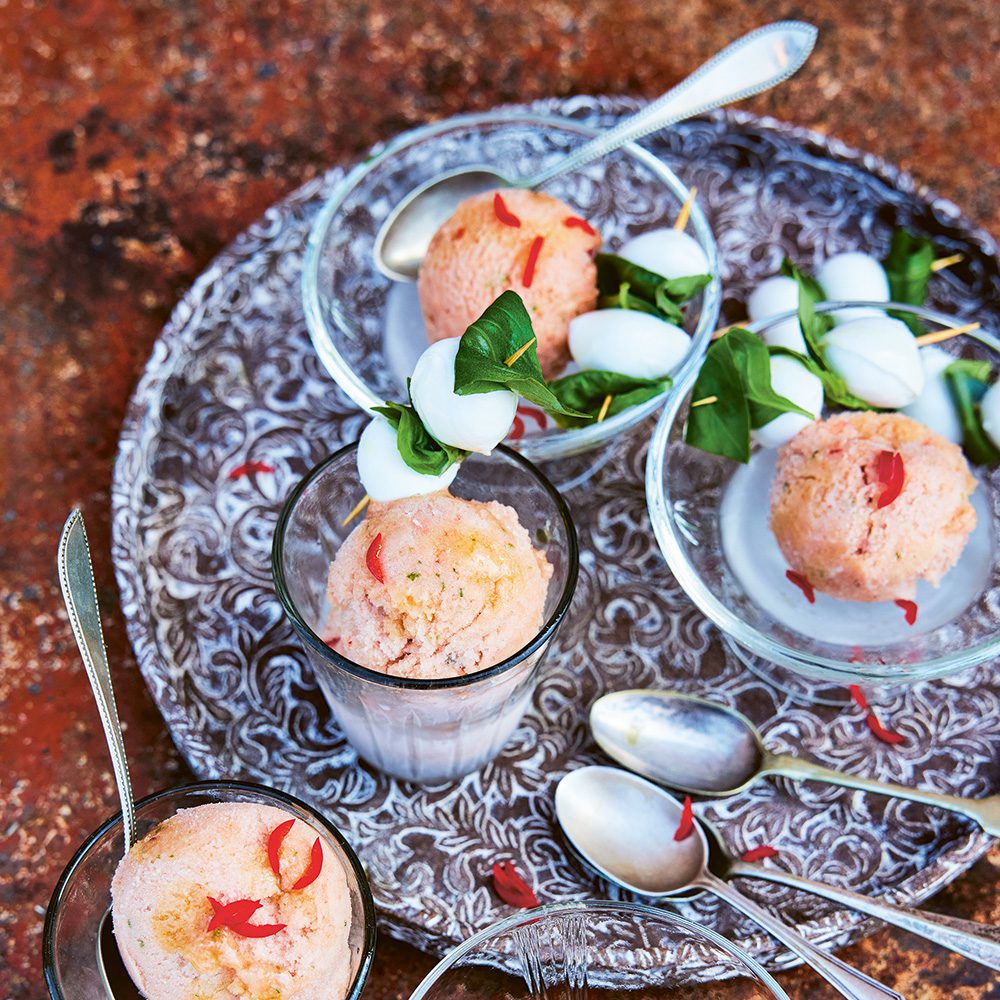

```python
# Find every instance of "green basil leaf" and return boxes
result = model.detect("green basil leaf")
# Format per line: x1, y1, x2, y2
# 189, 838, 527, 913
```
883, 229, 935, 334
452, 290, 585, 417
596, 253, 709, 322
780, 257, 833, 361
596, 282, 671, 320
546, 369, 671, 429
943, 360, 1000, 466
768, 346, 872, 411
372, 400, 468, 476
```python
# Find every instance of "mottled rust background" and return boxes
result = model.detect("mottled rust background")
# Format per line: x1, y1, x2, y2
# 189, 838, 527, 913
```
2, 2, 999, 998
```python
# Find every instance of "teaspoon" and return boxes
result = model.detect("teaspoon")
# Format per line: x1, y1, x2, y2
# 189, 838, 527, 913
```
374, 21, 817, 281
58, 509, 143, 1000
555, 766, 904, 1000
590, 690, 1000, 835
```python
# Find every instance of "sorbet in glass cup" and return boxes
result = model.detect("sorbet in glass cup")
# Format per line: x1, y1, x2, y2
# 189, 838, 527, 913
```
272, 442, 578, 784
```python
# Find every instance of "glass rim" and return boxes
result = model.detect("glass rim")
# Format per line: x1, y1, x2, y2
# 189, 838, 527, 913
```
42, 779, 377, 1000
646, 300, 1000, 683
300, 106, 723, 464
407, 898, 791, 1000
271, 441, 580, 691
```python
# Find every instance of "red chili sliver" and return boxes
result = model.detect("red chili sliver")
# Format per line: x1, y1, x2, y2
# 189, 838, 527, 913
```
673, 796, 695, 841
228, 460, 275, 480
848, 685, 870, 712
491, 860, 539, 908
267, 818, 295, 876
207, 897, 261, 932
564, 216, 596, 235
875, 450, 905, 509
867, 713, 906, 746
741, 845, 779, 863
229, 921, 287, 939
366, 532, 385, 584
522, 235, 544, 288
290, 838, 324, 891
785, 570, 816, 604
895, 599, 918, 625
493, 192, 521, 228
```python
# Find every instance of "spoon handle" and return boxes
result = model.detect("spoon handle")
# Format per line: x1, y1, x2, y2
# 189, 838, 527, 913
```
730, 859, 1000, 972
764, 753, 1000, 836
699, 871, 905, 1000
57, 510, 138, 852
523, 21, 818, 189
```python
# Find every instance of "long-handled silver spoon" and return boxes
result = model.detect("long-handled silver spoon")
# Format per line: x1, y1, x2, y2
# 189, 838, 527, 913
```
58, 509, 143, 1000
374, 21, 818, 281
556, 766, 904, 1000
590, 690, 1000, 835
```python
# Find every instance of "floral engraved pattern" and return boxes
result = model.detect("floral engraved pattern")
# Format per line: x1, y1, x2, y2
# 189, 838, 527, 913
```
112, 99, 1000, 976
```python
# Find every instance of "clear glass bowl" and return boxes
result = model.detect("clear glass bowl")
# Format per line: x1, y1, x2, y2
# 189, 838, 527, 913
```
43, 780, 377, 1000
301, 110, 721, 463
408, 900, 790, 999
272, 443, 579, 783
646, 302, 1000, 688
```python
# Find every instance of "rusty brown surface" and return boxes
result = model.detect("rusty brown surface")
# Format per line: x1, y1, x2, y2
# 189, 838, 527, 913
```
1, 2, 998, 998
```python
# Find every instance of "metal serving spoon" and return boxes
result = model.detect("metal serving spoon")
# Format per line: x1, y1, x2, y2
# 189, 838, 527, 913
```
556, 766, 904, 1000
374, 21, 817, 281
58, 510, 143, 1000
590, 690, 1000, 836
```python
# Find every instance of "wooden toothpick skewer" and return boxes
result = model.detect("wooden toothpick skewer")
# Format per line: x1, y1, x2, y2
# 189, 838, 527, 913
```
930, 253, 964, 273
711, 324, 737, 340
690, 395, 718, 408
914, 322, 981, 347
674, 186, 698, 232
504, 337, 537, 367
596, 394, 614, 423
341, 494, 371, 527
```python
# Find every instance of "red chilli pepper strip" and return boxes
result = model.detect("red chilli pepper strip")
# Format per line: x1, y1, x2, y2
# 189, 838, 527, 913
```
491, 861, 539, 908
207, 897, 262, 932
290, 838, 324, 891
895, 599, 918, 625
522, 236, 544, 288
229, 921, 287, 939
867, 713, 906, 746
227, 460, 276, 480
564, 216, 596, 235
366, 533, 385, 584
740, 845, 779, 863
493, 192, 521, 228
267, 818, 295, 876
785, 569, 816, 604
848, 685, 870, 712
876, 450, 905, 509
673, 796, 695, 841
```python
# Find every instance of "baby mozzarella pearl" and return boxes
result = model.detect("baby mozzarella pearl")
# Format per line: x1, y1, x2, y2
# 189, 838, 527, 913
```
357, 416, 459, 503
619, 228, 710, 280
569, 309, 690, 380
823, 316, 925, 408
752, 355, 824, 449
409, 338, 517, 454
900, 346, 963, 443
816, 251, 890, 325
747, 275, 807, 353
981, 381, 1000, 451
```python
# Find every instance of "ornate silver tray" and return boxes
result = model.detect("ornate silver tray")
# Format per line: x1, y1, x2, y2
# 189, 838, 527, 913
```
111, 98, 1000, 976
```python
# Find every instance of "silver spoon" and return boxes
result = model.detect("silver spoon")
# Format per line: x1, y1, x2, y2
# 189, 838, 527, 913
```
556, 766, 904, 1000
590, 690, 1000, 835
374, 21, 818, 281
58, 509, 143, 1000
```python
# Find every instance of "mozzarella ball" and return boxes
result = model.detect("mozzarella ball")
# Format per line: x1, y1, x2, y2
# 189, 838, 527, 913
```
823, 316, 925, 408
981, 381, 1000, 451
409, 338, 517, 454
816, 251, 890, 325
900, 346, 963, 444
619, 228, 710, 280
747, 275, 807, 353
357, 416, 459, 503
568, 309, 691, 380
752, 355, 824, 449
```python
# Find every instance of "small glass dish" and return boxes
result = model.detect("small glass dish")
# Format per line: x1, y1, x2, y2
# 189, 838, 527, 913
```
43, 780, 377, 1000
301, 110, 721, 463
272, 443, 579, 783
408, 899, 790, 999
646, 301, 1000, 690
